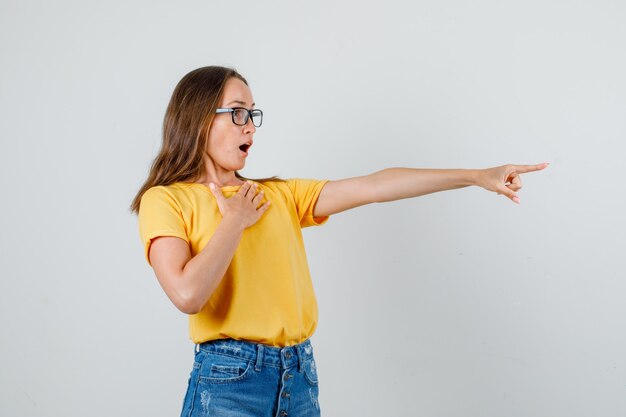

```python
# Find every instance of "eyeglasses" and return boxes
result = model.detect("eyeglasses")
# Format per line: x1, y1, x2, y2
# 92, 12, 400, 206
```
215, 107, 263, 127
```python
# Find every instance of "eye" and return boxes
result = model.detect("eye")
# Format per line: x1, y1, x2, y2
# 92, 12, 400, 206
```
230, 108, 247, 124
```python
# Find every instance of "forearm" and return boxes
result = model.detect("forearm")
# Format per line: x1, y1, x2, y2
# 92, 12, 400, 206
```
314, 163, 546, 217
369, 167, 480, 203
179, 214, 245, 313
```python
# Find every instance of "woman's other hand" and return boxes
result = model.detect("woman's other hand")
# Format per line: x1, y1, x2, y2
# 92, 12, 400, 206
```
209, 181, 270, 228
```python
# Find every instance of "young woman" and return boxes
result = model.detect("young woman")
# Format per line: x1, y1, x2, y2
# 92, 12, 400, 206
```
130, 66, 548, 417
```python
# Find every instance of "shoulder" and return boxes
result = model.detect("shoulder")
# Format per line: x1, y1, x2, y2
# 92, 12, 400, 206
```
258, 178, 306, 196
147, 182, 202, 196
140, 183, 198, 211
265, 179, 329, 208
261, 178, 328, 190
283, 178, 330, 194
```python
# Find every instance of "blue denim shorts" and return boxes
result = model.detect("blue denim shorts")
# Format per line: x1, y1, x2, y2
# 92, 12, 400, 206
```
180, 338, 321, 417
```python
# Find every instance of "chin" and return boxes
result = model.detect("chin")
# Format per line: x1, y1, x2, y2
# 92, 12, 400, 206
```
229, 163, 246, 171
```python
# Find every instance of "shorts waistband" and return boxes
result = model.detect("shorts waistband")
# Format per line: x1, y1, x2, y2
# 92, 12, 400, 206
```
196, 338, 314, 370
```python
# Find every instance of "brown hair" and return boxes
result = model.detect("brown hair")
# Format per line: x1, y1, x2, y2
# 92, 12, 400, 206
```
129, 66, 282, 214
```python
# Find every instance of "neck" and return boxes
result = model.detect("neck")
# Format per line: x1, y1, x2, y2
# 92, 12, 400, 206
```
197, 160, 244, 187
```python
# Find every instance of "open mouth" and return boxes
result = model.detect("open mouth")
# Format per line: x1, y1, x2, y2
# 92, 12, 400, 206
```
239, 144, 251, 153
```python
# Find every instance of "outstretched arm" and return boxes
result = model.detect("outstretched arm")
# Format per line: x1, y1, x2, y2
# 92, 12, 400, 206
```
313, 163, 549, 217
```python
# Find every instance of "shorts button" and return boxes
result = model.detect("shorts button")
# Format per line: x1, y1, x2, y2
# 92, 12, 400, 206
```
280, 412, 288, 416
285, 351, 292, 359
282, 391, 290, 398
284, 373, 293, 381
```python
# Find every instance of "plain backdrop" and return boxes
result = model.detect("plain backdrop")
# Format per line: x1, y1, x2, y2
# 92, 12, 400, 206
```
1, 0, 625, 416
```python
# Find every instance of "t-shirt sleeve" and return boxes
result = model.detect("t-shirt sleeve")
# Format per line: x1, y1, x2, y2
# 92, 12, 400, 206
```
138, 186, 189, 266
286, 178, 331, 228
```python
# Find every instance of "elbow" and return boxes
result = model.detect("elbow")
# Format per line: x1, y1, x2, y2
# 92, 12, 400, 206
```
156, 267, 218, 315
177, 300, 202, 315
172, 290, 205, 315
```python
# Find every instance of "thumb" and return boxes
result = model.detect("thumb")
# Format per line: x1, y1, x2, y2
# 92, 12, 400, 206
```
208, 182, 225, 202
497, 185, 520, 204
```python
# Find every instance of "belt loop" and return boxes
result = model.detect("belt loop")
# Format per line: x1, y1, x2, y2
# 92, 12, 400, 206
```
255, 344, 264, 372
195, 343, 199, 353
296, 344, 304, 373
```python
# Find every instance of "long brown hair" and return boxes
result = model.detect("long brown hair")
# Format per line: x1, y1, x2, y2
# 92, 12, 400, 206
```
130, 66, 281, 214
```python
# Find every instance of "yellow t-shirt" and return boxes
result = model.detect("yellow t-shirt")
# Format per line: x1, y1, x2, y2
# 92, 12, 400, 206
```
138, 178, 330, 347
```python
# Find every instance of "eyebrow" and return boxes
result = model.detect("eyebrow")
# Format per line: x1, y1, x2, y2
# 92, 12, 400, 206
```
226, 100, 255, 107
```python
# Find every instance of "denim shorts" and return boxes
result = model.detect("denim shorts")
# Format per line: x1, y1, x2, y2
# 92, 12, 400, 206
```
180, 338, 321, 417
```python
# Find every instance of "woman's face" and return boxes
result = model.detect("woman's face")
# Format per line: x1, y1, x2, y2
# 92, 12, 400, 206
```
205, 77, 257, 174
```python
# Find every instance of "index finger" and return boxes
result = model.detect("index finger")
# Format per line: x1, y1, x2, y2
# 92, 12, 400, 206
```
239, 181, 253, 196
512, 162, 550, 174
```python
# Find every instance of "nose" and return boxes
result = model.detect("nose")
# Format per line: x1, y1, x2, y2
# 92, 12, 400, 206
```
243, 115, 256, 134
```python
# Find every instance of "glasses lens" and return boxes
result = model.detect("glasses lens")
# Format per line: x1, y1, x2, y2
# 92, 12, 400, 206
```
251, 110, 263, 127
232, 108, 248, 125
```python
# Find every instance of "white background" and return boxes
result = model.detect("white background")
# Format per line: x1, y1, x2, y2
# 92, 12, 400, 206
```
1, 0, 625, 416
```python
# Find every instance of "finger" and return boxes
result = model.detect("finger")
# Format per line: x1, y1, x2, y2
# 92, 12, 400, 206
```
239, 181, 252, 197
257, 200, 271, 213
246, 182, 259, 200
208, 183, 225, 201
252, 189, 264, 205
511, 162, 550, 174
497, 185, 520, 204
507, 172, 523, 192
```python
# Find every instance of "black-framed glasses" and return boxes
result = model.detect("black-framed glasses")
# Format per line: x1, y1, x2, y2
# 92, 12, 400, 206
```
215, 107, 263, 127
